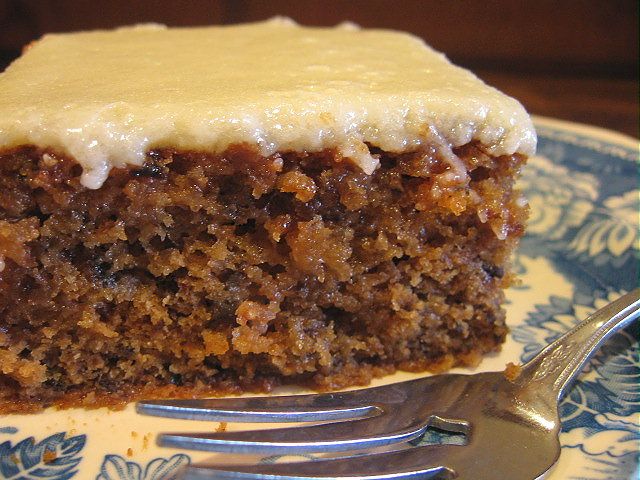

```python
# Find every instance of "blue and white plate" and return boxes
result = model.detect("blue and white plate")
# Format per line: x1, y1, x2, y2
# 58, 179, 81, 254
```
1, 117, 638, 480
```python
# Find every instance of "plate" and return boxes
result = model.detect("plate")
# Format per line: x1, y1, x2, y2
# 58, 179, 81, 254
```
1, 116, 638, 480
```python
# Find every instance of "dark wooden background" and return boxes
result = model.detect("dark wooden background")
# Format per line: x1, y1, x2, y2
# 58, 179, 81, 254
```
1, 0, 638, 138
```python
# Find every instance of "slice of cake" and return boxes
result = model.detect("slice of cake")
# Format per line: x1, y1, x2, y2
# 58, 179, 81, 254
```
0, 19, 535, 412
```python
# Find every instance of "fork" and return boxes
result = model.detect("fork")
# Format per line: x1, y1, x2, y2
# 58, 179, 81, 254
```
137, 289, 640, 479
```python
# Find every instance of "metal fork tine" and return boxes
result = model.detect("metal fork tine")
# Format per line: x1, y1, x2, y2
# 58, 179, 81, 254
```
158, 415, 429, 454
182, 444, 459, 480
137, 391, 382, 423
136, 293, 638, 480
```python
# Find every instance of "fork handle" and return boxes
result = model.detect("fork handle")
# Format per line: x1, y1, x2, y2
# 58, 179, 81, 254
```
516, 288, 640, 401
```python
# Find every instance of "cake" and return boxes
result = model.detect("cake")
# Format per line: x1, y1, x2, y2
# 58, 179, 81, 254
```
0, 19, 535, 412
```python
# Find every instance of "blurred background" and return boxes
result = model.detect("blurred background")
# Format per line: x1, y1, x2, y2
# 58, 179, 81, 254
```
0, 0, 638, 138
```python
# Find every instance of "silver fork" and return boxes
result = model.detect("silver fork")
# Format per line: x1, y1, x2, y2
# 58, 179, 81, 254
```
137, 289, 640, 479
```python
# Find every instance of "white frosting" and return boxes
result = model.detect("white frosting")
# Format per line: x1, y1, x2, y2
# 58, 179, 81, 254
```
0, 19, 536, 189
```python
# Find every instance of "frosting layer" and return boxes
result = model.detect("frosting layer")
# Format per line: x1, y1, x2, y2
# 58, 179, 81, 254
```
0, 19, 536, 189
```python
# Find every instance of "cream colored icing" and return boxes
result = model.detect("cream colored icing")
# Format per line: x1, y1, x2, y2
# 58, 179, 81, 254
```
0, 18, 536, 189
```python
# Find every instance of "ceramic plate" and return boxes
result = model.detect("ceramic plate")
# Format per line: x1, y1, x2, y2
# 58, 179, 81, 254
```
1, 116, 638, 480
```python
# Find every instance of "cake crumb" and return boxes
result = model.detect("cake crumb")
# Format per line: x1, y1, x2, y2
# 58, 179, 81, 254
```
143, 433, 151, 450
43, 449, 57, 463
504, 362, 522, 382
216, 422, 228, 433
127, 447, 133, 457
131, 431, 138, 438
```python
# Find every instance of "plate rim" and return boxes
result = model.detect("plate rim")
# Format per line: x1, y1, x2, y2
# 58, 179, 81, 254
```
1, 115, 638, 480
532, 114, 639, 149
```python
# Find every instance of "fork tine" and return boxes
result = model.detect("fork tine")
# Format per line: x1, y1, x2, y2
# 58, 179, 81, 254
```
158, 415, 428, 453
182, 444, 459, 480
137, 391, 381, 423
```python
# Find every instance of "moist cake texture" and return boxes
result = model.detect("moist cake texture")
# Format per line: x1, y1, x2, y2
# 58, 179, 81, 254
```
0, 19, 534, 412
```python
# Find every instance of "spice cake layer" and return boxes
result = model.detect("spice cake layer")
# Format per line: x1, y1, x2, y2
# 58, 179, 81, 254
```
0, 19, 534, 411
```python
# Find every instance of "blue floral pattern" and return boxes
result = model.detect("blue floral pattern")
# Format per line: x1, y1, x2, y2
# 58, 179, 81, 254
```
96, 454, 190, 480
0, 431, 86, 480
519, 153, 598, 241
510, 124, 639, 478
568, 191, 638, 265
